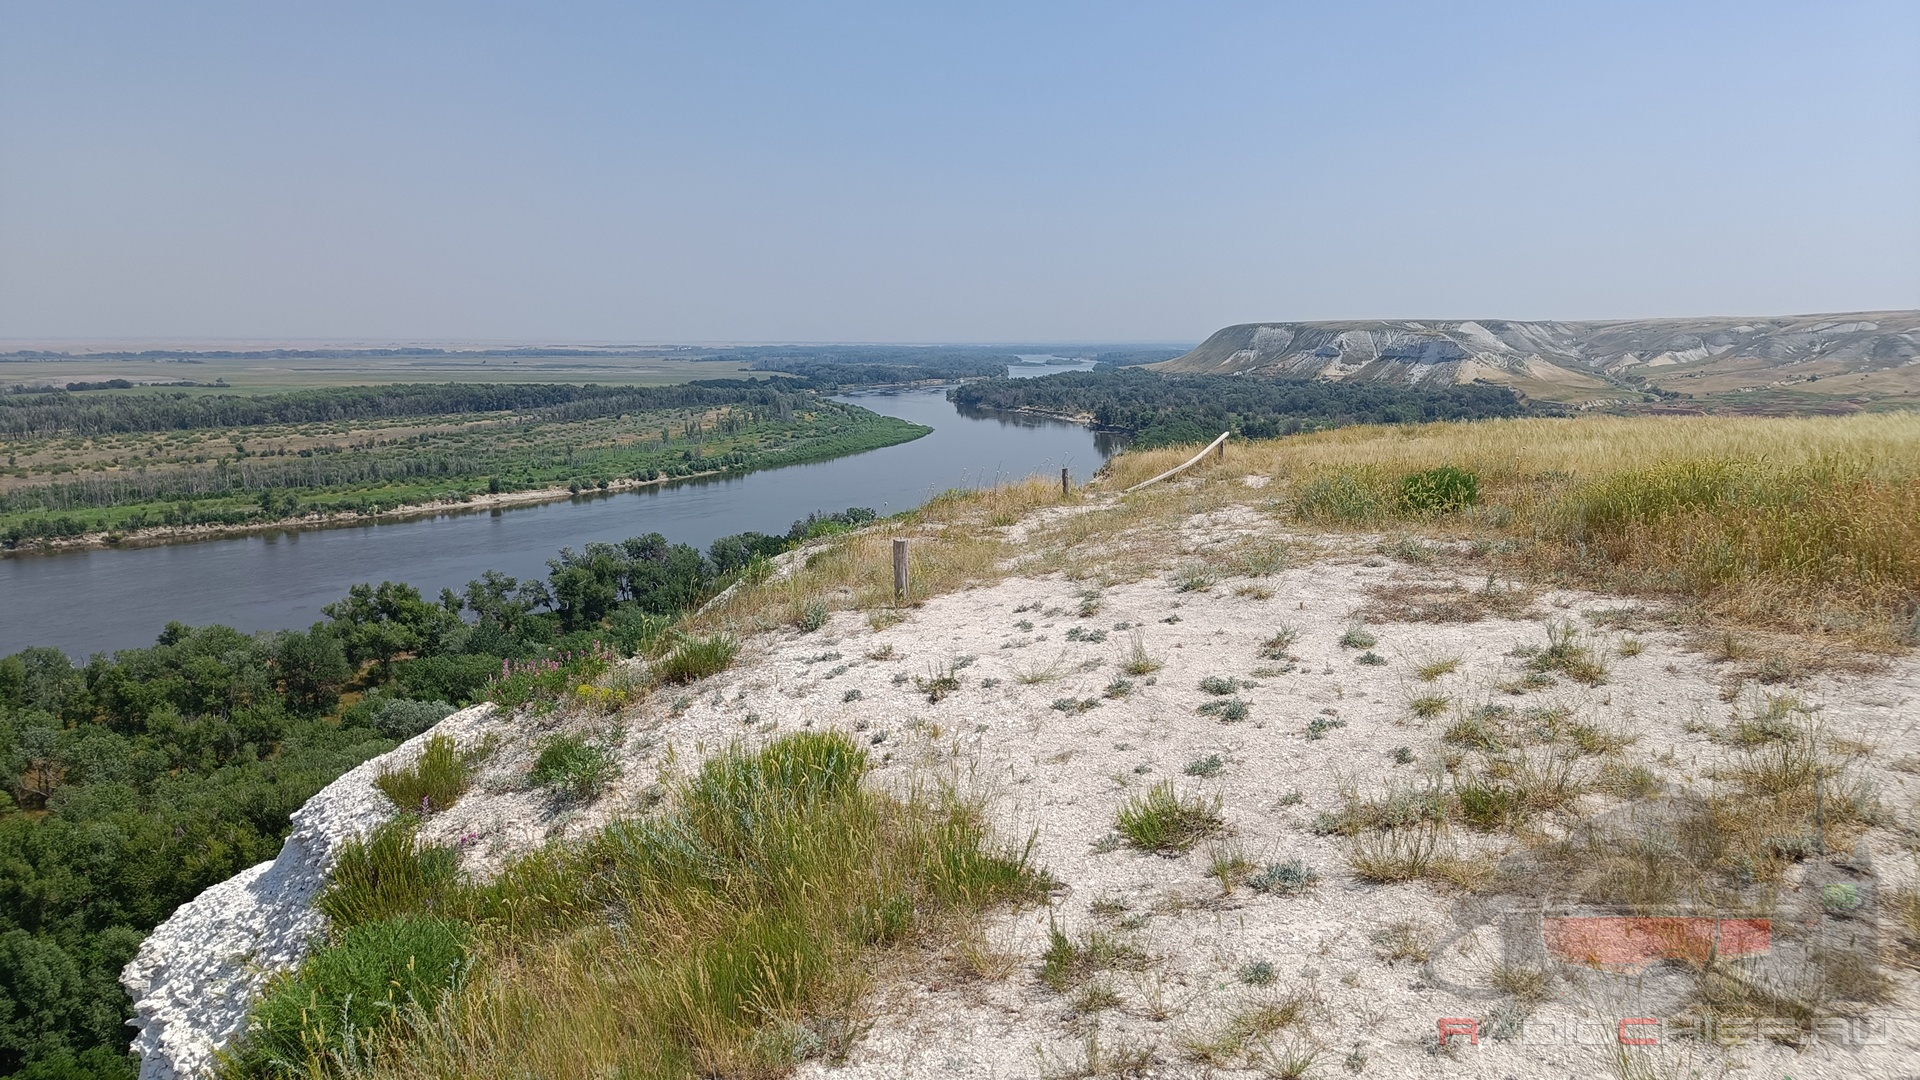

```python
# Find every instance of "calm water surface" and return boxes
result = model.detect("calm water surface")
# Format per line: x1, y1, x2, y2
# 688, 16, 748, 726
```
0, 376, 1118, 657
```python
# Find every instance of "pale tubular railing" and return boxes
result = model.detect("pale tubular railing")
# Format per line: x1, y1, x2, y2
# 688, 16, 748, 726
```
1123, 431, 1230, 493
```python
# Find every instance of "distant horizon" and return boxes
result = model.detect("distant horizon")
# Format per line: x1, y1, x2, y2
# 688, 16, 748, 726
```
4, 306, 1917, 357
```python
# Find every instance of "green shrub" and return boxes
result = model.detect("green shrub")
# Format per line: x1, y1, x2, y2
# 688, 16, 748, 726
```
373, 735, 469, 813
528, 734, 621, 801
654, 634, 739, 684
1184, 754, 1225, 778
609, 608, 675, 657
316, 818, 463, 930
222, 915, 471, 1079
1396, 465, 1479, 514
799, 598, 831, 632
1248, 859, 1319, 896
1198, 697, 1249, 722
392, 653, 499, 706
368, 697, 457, 740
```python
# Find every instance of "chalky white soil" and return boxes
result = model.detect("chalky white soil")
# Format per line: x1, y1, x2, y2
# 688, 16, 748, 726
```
128, 511, 1920, 1080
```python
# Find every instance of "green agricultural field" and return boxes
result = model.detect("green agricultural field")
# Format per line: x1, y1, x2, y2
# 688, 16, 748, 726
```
0, 380, 928, 546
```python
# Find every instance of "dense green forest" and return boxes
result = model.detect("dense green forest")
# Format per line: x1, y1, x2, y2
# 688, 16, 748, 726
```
736, 346, 1017, 385
0, 379, 822, 439
0, 506, 876, 1079
1, 382, 926, 546
949, 369, 1534, 448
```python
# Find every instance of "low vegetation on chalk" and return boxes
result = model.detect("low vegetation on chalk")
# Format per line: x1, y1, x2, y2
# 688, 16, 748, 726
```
222, 732, 1049, 1080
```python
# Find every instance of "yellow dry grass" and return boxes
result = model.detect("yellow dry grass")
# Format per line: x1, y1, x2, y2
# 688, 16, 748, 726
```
1102, 412, 1920, 647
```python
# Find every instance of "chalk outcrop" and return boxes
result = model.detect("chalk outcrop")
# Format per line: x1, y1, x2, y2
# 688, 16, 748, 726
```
1158, 310, 1920, 402
119, 704, 499, 1080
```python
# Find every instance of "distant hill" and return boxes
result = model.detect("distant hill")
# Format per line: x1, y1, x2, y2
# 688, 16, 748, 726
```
1156, 311, 1920, 409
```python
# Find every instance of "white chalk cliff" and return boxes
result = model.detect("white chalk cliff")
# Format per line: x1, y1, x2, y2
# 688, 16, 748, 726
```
119, 704, 499, 1080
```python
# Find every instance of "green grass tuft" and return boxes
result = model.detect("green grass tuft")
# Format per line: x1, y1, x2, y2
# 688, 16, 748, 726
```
373, 735, 470, 814
1114, 781, 1224, 854
653, 633, 739, 684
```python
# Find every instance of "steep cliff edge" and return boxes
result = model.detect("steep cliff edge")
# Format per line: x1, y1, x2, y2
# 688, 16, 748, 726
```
119, 705, 500, 1080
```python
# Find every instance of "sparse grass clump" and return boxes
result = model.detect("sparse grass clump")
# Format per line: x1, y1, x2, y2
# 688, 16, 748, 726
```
652, 633, 739, 684
1259, 625, 1299, 659
1184, 754, 1225, 778
915, 664, 963, 702
1408, 694, 1449, 719
1115, 781, 1224, 854
1197, 697, 1249, 722
1198, 675, 1242, 696
1346, 823, 1444, 883
1527, 621, 1608, 686
1172, 561, 1217, 592
1122, 628, 1162, 675
1370, 919, 1432, 963
1248, 859, 1319, 896
374, 734, 470, 814
1415, 655, 1460, 681
1305, 716, 1347, 740
1338, 623, 1376, 649
1039, 920, 1149, 991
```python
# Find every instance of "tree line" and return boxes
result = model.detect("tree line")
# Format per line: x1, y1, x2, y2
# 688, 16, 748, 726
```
0, 506, 876, 1079
0, 379, 816, 440
949, 369, 1534, 448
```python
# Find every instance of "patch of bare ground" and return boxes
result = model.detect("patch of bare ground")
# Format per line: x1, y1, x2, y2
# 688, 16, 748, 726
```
1360, 578, 1537, 624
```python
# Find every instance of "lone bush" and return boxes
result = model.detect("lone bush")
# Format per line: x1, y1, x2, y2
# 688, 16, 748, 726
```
369, 697, 458, 740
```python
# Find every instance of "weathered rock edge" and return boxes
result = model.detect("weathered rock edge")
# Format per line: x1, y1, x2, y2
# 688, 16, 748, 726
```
119, 704, 499, 1080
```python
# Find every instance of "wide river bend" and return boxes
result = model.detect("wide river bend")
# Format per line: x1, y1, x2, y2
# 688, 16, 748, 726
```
0, 379, 1119, 657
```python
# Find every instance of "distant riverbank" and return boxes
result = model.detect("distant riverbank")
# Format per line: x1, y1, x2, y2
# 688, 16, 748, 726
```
4, 472, 710, 555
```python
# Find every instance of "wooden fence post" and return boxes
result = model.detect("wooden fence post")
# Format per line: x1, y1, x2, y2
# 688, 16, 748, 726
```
1061, 467, 1070, 497
892, 538, 909, 602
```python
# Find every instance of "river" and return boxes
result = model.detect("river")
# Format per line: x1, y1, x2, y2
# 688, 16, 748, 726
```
0, 372, 1120, 657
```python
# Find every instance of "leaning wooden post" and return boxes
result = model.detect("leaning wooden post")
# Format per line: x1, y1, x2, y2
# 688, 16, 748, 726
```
1061, 467, 1070, 497
1217, 438, 1226, 461
892, 538, 909, 603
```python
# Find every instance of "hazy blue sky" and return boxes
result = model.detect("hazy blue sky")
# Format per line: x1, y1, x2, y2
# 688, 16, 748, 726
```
2, 2, 1915, 344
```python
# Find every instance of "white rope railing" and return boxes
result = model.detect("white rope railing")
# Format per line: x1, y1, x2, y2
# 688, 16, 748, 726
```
1123, 431, 1230, 493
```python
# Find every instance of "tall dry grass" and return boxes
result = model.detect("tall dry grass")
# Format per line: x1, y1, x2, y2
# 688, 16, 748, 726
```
1102, 412, 1920, 646
687, 475, 1070, 635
